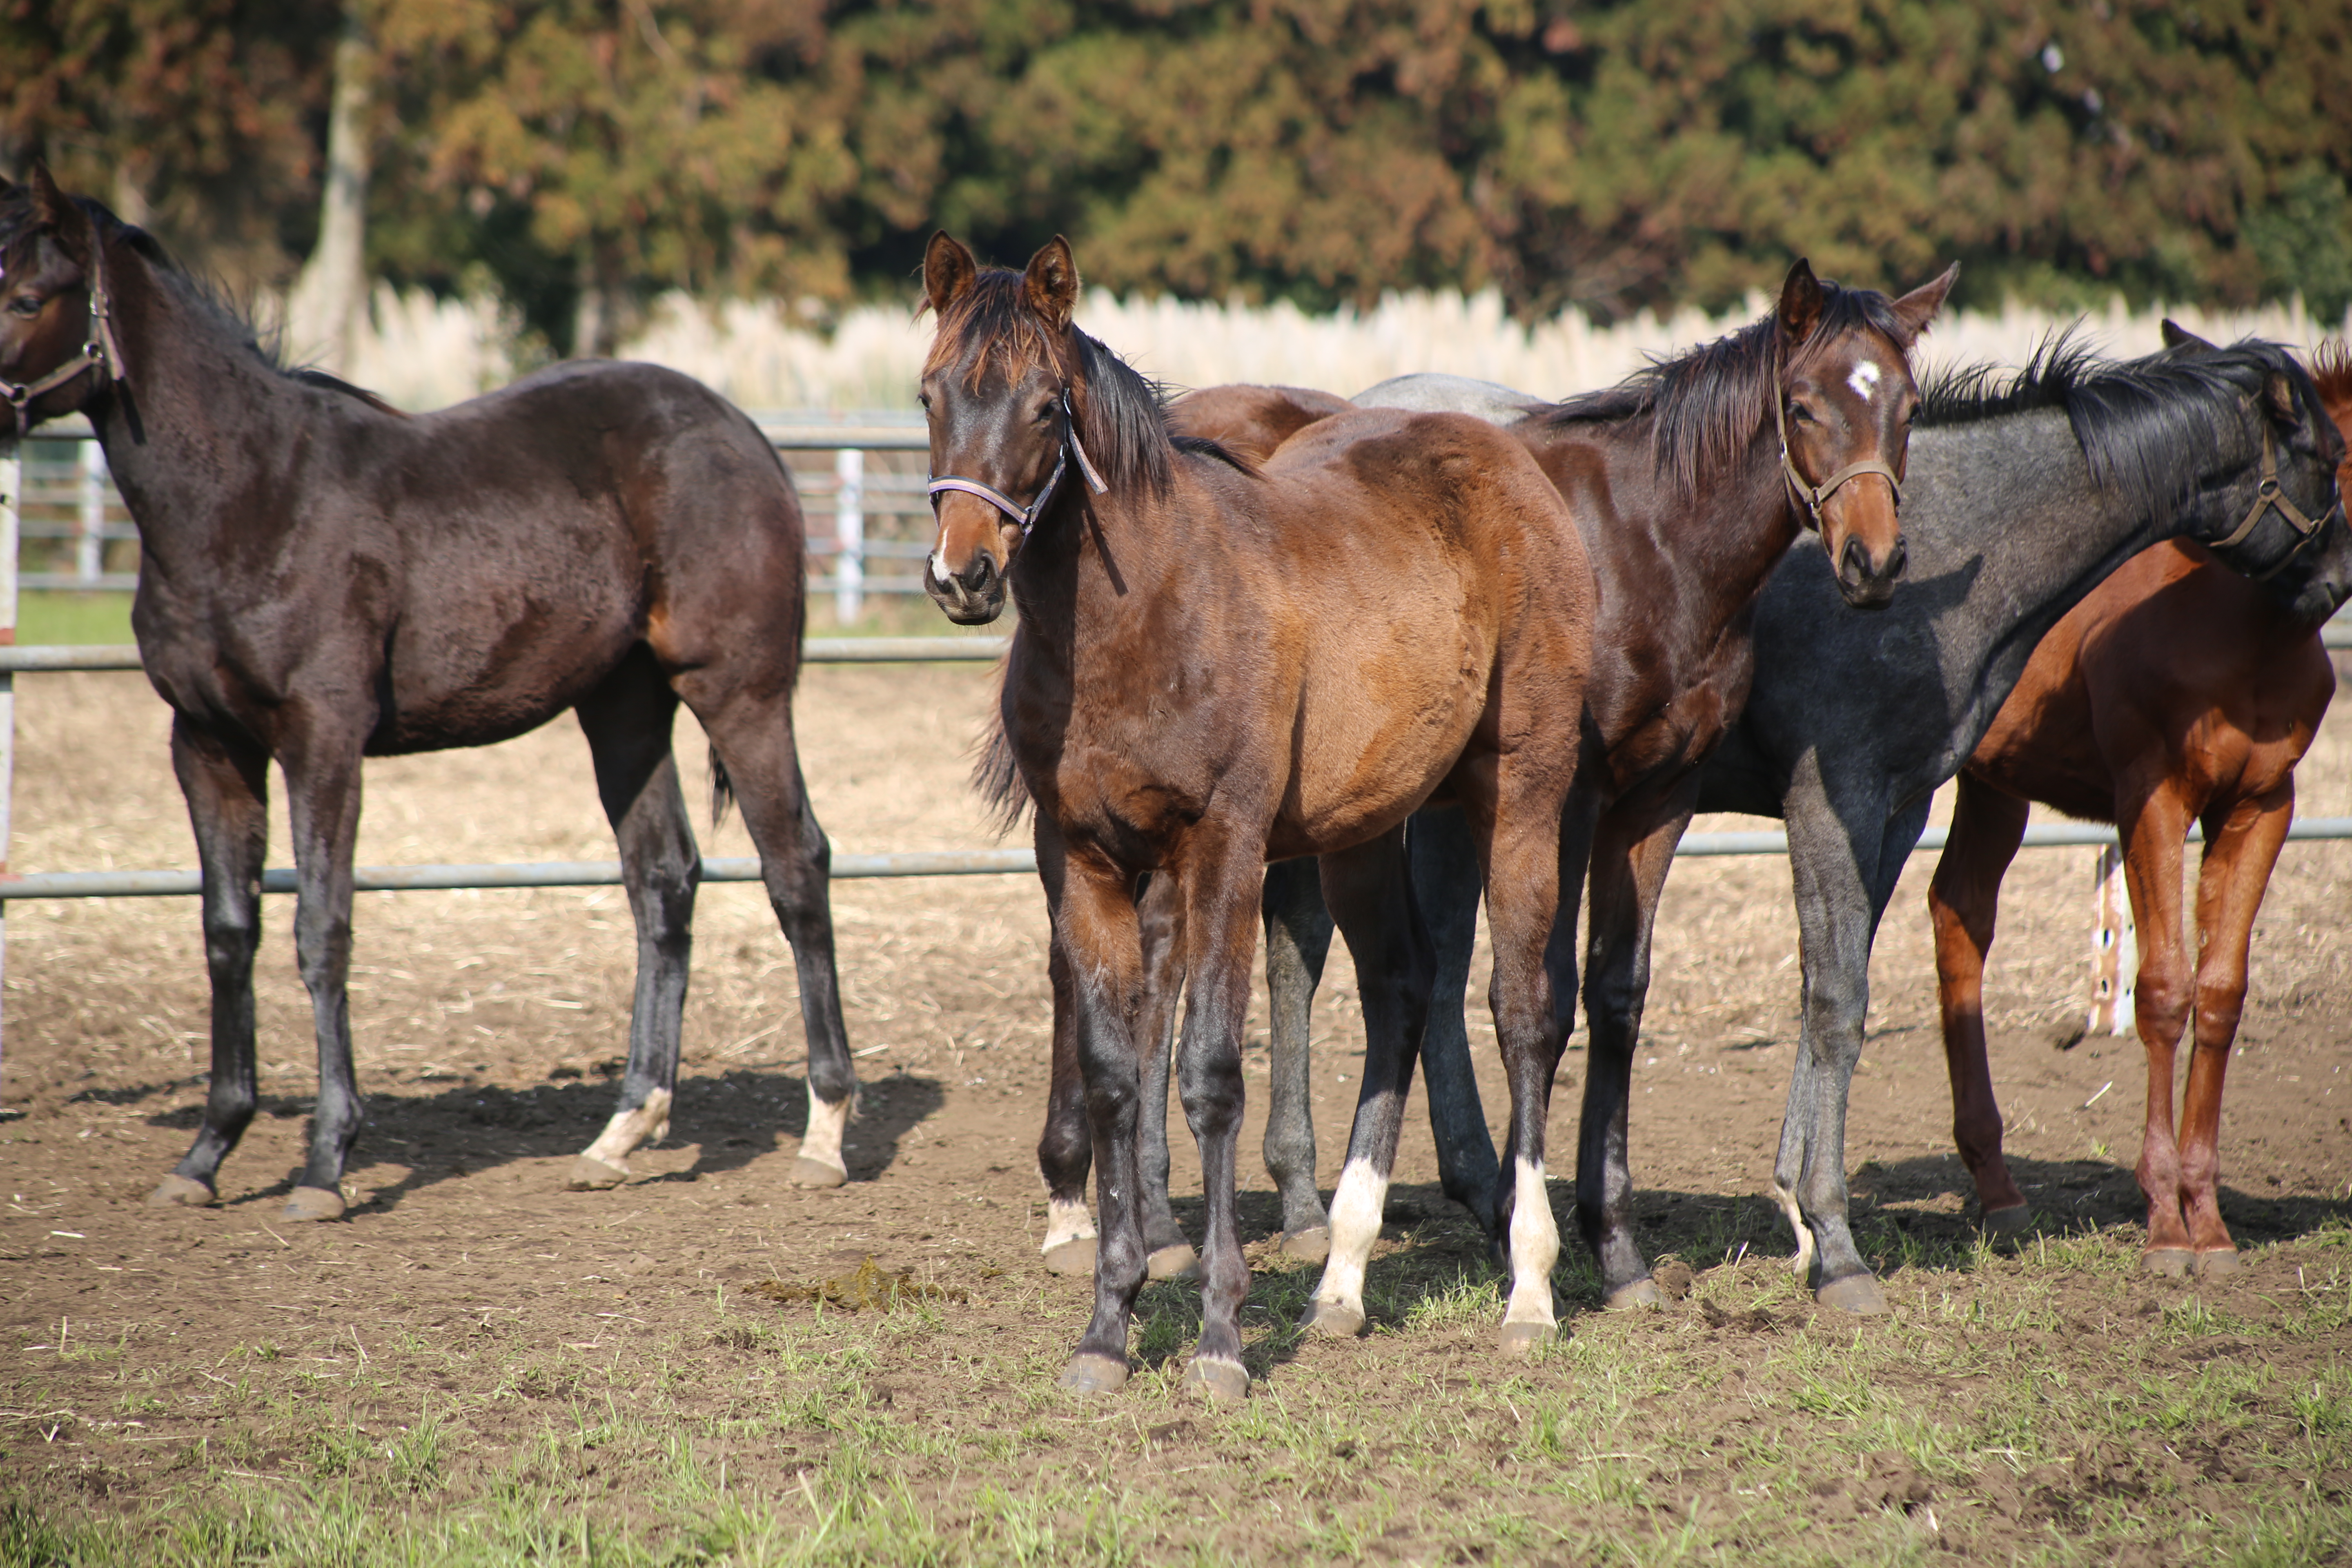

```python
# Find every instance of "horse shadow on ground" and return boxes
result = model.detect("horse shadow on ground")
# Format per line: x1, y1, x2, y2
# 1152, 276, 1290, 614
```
88, 1066, 944, 1215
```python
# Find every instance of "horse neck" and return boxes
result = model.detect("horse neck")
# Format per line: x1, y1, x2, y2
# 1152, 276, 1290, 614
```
1004, 464, 1185, 677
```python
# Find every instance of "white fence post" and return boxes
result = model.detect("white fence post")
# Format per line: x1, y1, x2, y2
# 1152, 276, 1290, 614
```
834, 445, 864, 625
2087, 844, 2136, 1037
78, 439, 107, 586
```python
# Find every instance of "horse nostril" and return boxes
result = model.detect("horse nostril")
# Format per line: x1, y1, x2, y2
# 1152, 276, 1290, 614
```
1840, 536, 1869, 582
958, 552, 998, 594
1884, 535, 1907, 581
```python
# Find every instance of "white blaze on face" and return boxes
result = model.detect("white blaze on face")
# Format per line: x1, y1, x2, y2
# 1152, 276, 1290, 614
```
1042, 1195, 1096, 1250
800, 1088, 853, 1175
583, 1086, 674, 1170
1501, 1156, 1561, 1326
1309, 1156, 1388, 1316
1848, 362, 1882, 403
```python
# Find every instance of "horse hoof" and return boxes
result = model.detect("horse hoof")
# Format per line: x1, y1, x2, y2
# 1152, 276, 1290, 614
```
283, 1186, 346, 1222
1815, 1273, 1888, 1315
1042, 1238, 1098, 1276
1298, 1299, 1365, 1338
1604, 1278, 1664, 1311
1497, 1320, 1555, 1356
1058, 1353, 1129, 1394
1183, 1357, 1248, 1403
1980, 1204, 2034, 1237
1146, 1243, 1199, 1282
148, 1175, 216, 1208
568, 1154, 629, 1191
2194, 1247, 2241, 1278
1279, 1226, 1330, 1264
2143, 1247, 2194, 1278
790, 1156, 849, 1189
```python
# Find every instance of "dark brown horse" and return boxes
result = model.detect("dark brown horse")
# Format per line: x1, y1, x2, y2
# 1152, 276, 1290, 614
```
920, 232, 1596, 1396
1029, 263, 1956, 1324
0, 165, 857, 1218
1929, 330, 2352, 1272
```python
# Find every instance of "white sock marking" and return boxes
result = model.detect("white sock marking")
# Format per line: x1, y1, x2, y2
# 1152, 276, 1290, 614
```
582, 1086, 674, 1172
1847, 362, 1881, 402
1042, 1196, 1096, 1251
1771, 1180, 1816, 1279
1502, 1156, 1559, 1327
1310, 1156, 1387, 1318
799, 1088, 853, 1174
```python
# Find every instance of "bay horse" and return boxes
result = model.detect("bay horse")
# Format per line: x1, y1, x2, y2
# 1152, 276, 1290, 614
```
1031, 262, 1957, 1324
919, 231, 1597, 1396
0, 165, 858, 1218
1928, 329, 2352, 1273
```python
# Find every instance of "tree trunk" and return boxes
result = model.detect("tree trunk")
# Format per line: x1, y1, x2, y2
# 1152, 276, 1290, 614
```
288, 14, 372, 373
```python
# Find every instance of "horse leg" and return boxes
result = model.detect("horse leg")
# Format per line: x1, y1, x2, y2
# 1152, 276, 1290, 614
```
687, 686, 857, 1187
1926, 774, 2032, 1230
1771, 772, 1918, 1312
1135, 871, 1199, 1279
277, 722, 370, 1221
2176, 785, 2294, 1274
1037, 929, 1099, 1273
1575, 786, 1694, 1308
1171, 830, 1273, 1402
2116, 787, 2196, 1274
1408, 806, 1502, 1247
1260, 856, 1334, 1259
1042, 821, 1153, 1394
1298, 827, 1432, 1340
151, 718, 271, 1207
568, 658, 699, 1190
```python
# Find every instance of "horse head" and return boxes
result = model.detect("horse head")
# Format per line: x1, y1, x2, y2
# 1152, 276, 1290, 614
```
0, 164, 130, 437
1775, 258, 1956, 609
2157, 323, 2350, 625
918, 231, 1105, 626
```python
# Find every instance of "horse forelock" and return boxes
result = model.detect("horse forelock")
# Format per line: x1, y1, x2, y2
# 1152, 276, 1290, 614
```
1541, 281, 1912, 499
924, 265, 1176, 499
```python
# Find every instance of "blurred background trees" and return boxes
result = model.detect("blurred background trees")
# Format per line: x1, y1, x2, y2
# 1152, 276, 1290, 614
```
5, 0, 2348, 355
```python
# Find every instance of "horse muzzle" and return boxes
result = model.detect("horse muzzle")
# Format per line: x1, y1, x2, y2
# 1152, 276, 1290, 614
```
1832, 530, 1906, 610
924, 548, 1007, 626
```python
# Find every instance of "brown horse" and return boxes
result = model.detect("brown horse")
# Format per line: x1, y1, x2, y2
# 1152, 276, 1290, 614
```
919, 232, 1596, 1396
0, 165, 858, 1217
1928, 330, 2352, 1272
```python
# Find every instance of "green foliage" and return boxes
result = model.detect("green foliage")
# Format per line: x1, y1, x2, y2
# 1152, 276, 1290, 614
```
4, 0, 2349, 327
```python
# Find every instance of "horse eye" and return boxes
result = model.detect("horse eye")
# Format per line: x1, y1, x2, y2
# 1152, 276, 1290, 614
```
5, 296, 38, 319
1789, 401, 1818, 425
917, 391, 931, 410
1037, 401, 1057, 422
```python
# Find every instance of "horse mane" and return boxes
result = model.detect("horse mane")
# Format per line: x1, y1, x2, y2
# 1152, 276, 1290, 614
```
2311, 340, 2352, 417
1537, 283, 1913, 498
0, 183, 406, 420
1921, 331, 2316, 524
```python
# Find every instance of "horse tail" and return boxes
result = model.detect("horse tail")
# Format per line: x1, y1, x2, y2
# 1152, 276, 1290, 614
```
710, 748, 737, 830
972, 713, 1033, 835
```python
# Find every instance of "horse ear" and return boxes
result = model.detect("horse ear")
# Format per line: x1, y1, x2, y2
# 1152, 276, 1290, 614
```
1889, 262, 1958, 346
1024, 236, 1080, 331
1777, 259, 1822, 347
922, 231, 978, 317
2263, 368, 2303, 424
27, 160, 74, 231
2160, 318, 2217, 353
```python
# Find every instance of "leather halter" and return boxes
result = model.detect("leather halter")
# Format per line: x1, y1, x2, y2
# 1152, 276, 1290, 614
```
926, 390, 1108, 541
1775, 385, 1900, 531
2206, 420, 2337, 584
1, 224, 128, 439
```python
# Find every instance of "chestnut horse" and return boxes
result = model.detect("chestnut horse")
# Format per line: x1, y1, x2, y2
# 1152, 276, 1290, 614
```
0, 167, 857, 1217
918, 232, 1596, 1396
1928, 330, 2352, 1273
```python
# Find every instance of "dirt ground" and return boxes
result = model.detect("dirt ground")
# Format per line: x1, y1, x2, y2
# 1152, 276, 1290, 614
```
1, 662, 2348, 1564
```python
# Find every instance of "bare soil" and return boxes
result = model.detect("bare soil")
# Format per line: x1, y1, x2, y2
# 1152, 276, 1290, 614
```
2, 665, 2348, 1564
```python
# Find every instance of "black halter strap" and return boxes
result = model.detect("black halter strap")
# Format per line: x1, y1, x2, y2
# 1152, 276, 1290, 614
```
2206, 420, 2336, 584
2, 224, 128, 440
926, 390, 1107, 540
1775, 386, 1900, 531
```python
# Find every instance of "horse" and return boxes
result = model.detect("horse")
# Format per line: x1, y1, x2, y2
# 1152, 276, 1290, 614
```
0, 165, 859, 1219
1927, 330, 2352, 1274
1029, 262, 1958, 1323
918, 230, 1597, 1396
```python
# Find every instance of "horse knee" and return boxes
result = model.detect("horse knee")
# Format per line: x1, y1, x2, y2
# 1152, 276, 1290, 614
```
2192, 979, 2246, 1046
2134, 971, 2192, 1045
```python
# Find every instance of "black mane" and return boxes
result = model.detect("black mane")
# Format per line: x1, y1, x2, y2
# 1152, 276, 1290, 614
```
1921, 332, 2315, 523
1539, 283, 1913, 497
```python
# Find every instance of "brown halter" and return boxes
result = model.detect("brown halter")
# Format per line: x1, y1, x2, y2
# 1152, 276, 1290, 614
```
1775, 388, 1900, 531
1, 219, 128, 439
2206, 420, 2336, 584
